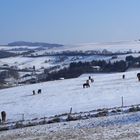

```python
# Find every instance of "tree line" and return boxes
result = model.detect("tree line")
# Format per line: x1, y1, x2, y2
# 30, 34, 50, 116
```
45, 60, 127, 80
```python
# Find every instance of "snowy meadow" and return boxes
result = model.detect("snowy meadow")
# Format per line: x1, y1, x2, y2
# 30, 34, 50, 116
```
0, 69, 140, 122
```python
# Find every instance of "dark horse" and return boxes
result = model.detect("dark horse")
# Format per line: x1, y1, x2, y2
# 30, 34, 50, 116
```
83, 83, 90, 88
1, 111, 6, 122
122, 74, 125, 79
137, 73, 140, 81
38, 89, 41, 94
33, 90, 35, 95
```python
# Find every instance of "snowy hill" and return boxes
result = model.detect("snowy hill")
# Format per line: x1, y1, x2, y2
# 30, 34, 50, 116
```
1, 41, 140, 139
0, 69, 140, 122
0, 40, 140, 72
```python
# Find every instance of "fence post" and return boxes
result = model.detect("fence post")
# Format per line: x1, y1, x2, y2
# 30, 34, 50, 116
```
22, 114, 24, 121
121, 96, 124, 107
69, 107, 72, 114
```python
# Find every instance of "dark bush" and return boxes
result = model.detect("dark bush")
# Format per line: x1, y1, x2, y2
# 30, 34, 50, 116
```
66, 115, 82, 121
15, 122, 24, 128
128, 106, 140, 112
95, 110, 108, 117
47, 117, 60, 124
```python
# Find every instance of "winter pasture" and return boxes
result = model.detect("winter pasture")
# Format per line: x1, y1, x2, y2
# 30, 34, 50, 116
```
0, 69, 140, 122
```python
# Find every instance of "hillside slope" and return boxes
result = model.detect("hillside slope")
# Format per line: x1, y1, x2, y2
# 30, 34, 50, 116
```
0, 70, 140, 122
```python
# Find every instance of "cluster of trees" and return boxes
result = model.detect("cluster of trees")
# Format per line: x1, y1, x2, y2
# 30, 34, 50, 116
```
0, 69, 19, 84
0, 51, 17, 58
46, 62, 93, 80
126, 55, 140, 67
27, 49, 132, 58
93, 60, 127, 72
53, 50, 131, 56
45, 60, 127, 80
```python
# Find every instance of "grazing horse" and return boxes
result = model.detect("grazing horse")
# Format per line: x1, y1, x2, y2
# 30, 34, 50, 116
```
1, 111, 6, 122
137, 73, 140, 81
83, 83, 90, 88
33, 90, 35, 95
122, 74, 125, 79
38, 89, 41, 94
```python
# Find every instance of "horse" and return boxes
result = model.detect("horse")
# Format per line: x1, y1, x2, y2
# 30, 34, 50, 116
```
137, 73, 140, 81
1, 111, 6, 122
33, 90, 35, 95
83, 83, 90, 88
38, 89, 41, 94
122, 74, 125, 79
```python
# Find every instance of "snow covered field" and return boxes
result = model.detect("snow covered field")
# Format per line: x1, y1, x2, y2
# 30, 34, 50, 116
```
0, 56, 55, 69
1, 111, 140, 140
0, 69, 140, 122
1, 41, 140, 139
0, 55, 107, 70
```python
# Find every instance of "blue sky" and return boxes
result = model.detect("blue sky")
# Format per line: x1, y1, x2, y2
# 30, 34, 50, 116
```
0, 0, 140, 44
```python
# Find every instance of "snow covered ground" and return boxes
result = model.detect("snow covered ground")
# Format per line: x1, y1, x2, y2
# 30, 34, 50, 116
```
0, 69, 140, 122
1, 41, 140, 139
0, 56, 55, 69
1, 111, 140, 140
0, 53, 140, 71
0, 55, 111, 70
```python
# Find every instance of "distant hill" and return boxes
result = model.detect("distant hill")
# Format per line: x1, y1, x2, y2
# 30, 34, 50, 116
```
7, 41, 63, 48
